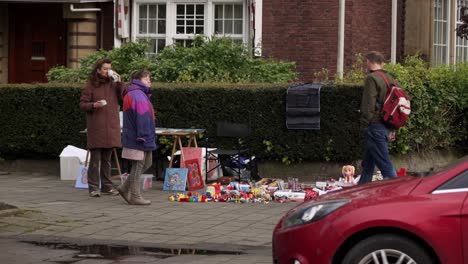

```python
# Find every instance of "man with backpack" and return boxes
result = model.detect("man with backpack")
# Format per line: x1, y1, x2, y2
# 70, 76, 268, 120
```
358, 51, 397, 184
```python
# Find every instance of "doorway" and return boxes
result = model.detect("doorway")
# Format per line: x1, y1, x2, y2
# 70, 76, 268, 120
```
8, 4, 66, 83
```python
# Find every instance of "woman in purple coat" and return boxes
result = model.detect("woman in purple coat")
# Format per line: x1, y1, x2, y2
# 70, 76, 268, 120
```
117, 70, 156, 205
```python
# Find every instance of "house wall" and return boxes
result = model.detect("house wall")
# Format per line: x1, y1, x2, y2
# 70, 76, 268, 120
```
0, 4, 8, 84
404, 0, 431, 61
262, 0, 404, 81
63, 3, 99, 68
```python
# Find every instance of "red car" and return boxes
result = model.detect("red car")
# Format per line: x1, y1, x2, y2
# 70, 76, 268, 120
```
273, 156, 468, 264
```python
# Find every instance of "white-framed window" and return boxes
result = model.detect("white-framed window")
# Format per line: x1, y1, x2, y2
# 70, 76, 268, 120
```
174, 3, 205, 47
433, 0, 450, 65
136, 2, 167, 53
131, 0, 260, 52
214, 3, 244, 41
456, 0, 468, 62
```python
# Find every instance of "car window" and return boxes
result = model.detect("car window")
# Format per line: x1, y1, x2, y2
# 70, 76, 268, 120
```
433, 169, 468, 193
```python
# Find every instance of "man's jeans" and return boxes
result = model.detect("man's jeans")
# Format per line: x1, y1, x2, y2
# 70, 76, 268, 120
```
358, 123, 396, 184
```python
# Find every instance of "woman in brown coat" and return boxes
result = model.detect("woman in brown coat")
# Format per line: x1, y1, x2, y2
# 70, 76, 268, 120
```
79, 58, 123, 197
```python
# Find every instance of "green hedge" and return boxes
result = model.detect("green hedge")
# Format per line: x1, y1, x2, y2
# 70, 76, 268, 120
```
0, 84, 86, 158
0, 83, 363, 162
0, 81, 465, 162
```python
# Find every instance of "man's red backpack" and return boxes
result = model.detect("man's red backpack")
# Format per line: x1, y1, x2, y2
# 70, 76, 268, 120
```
374, 71, 411, 129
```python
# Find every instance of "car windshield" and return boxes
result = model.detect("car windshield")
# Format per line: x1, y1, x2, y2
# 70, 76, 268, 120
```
414, 155, 468, 177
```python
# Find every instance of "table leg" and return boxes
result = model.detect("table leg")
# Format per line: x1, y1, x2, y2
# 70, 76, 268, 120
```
112, 148, 122, 176
178, 137, 185, 165
169, 136, 178, 168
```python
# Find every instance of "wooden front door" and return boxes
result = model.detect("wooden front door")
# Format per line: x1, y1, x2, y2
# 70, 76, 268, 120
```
8, 4, 66, 83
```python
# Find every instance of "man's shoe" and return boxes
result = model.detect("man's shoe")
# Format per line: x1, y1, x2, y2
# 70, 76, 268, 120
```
89, 191, 101, 197
101, 189, 119, 196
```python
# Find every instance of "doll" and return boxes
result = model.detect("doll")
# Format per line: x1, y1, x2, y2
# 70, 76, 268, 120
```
342, 165, 355, 183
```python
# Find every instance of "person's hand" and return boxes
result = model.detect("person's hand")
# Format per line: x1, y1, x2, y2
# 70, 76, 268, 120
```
389, 131, 396, 142
93, 100, 107, 109
113, 72, 121, 82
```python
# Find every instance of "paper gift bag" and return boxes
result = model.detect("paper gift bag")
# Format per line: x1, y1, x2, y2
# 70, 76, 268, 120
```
75, 165, 89, 189
75, 150, 90, 189
181, 147, 203, 169
182, 147, 221, 180
74, 150, 101, 189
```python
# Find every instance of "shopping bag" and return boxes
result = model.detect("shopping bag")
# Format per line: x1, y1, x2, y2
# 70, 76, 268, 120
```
75, 150, 89, 189
75, 165, 89, 189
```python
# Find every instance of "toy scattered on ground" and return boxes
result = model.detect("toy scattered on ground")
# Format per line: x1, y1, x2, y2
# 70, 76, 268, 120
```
342, 165, 355, 183
167, 167, 396, 204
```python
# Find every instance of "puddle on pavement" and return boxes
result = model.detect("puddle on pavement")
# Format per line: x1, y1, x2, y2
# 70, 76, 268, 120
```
0, 202, 17, 210
26, 241, 243, 262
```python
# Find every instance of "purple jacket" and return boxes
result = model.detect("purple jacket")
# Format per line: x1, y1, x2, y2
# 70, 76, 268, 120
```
122, 80, 156, 151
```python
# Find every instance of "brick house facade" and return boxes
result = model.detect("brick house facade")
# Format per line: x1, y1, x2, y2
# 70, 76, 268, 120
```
262, 0, 405, 81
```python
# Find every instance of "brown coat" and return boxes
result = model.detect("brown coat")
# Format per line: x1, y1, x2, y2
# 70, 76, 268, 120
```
80, 78, 123, 149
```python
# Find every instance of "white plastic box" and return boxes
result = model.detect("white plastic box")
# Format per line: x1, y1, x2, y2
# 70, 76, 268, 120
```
140, 174, 154, 190
59, 145, 88, 181
120, 173, 154, 190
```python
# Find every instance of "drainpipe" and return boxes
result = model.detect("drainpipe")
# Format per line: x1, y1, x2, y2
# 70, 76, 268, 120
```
336, 0, 345, 79
391, 0, 397, 63
70, 4, 101, 12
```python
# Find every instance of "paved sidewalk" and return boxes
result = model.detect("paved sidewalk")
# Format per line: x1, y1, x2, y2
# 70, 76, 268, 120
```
0, 173, 298, 263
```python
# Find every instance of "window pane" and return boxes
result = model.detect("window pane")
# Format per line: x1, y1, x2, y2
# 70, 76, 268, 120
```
196, 26, 204, 34
158, 4, 166, 19
225, 5, 233, 19
149, 20, 156, 33
187, 20, 194, 26
234, 20, 242, 34
139, 20, 147, 34
177, 26, 184, 34
149, 5, 157, 18
157, 39, 166, 52
215, 20, 223, 34
225, 20, 233, 34
187, 4, 194, 14
177, 5, 184, 15
215, 5, 223, 19
234, 5, 242, 19
140, 5, 147, 19
196, 4, 204, 14
187, 26, 194, 34
150, 39, 157, 53
158, 20, 166, 34
177, 19, 184, 26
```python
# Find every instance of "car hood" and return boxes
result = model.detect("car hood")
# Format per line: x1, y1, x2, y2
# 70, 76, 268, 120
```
312, 176, 422, 203
281, 176, 423, 221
